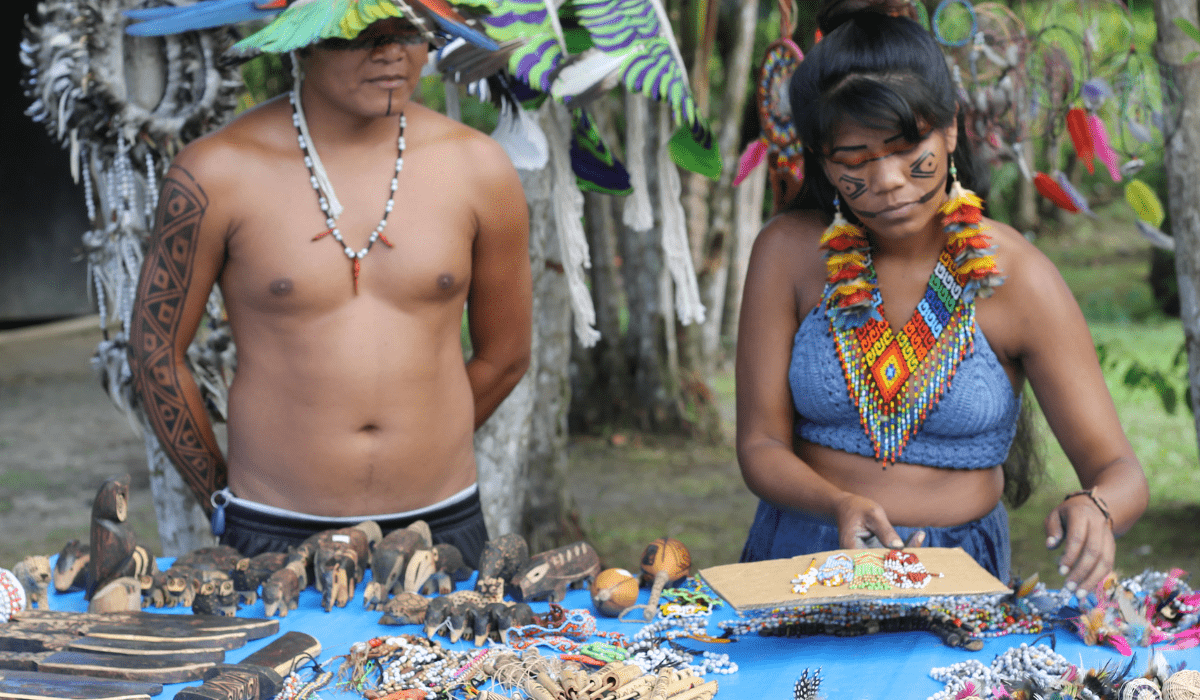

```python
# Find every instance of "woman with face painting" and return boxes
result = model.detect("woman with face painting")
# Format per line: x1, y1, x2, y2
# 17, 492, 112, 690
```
735, 4, 1148, 592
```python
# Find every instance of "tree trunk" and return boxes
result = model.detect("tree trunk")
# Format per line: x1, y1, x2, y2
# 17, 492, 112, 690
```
700, 0, 760, 371
521, 102, 581, 551
1153, 0, 1200, 443
619, 94, 686, 432
725, 161, 768, 347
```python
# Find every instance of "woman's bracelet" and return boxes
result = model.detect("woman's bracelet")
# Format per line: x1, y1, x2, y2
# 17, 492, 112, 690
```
1063, 488, 1113, 528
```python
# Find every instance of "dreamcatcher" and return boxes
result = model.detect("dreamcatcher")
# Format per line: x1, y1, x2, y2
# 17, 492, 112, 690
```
736, 0, 805, 215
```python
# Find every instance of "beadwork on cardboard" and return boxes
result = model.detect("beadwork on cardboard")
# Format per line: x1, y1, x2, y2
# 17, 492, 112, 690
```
698, 547, 1011, 611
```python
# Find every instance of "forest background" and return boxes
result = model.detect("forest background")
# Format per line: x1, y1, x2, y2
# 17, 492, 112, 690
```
1, 0, 1198, 588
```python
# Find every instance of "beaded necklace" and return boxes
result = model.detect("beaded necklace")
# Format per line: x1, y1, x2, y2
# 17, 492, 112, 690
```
290, 87, 405, 294
820, 181, 1002, 464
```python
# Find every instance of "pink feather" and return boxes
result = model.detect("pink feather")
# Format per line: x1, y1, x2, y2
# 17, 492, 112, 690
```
1104, 633, 1133, 656
734, 138, 769, 186
1087, 114, 1122, 182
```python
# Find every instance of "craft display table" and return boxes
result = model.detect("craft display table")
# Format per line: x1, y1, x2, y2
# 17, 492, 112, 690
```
44, 559, 1200, 699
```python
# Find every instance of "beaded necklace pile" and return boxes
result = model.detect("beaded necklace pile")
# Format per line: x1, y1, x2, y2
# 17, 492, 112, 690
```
819, 179, 1002, 464
290, 87, 405, 294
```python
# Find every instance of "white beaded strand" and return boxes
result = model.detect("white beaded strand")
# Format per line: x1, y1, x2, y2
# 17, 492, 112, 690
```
290, 85, 404, 291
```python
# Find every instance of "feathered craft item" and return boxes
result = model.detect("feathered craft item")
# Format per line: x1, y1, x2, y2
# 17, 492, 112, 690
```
1067, 569, 1200, 654
555, 0, 720, 179
124, 0, 500, 53
818, 204, 875, 325
1088, 113, 1123, 183
1066, 107, 1095, 175
1053, 171, 1095, 217
1126, 179, 1165, 228
1034, 171, 1081, 213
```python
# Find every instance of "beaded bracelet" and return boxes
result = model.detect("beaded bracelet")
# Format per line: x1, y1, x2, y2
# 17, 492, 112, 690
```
1063, 488, 1113, 527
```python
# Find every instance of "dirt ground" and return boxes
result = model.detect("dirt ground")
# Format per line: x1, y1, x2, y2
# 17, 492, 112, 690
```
0, 318, 754, 572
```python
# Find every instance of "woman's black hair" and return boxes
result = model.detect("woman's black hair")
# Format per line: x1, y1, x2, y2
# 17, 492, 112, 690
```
787, 11, 988, 216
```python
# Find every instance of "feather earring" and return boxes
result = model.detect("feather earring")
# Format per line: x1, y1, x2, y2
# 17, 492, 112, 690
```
942, 161, 1002, 300
1034, 172, 1081, 213
819, 195, 874, 322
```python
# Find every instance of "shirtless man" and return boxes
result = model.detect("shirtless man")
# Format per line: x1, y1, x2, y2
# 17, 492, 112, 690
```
128, 14, 531, 566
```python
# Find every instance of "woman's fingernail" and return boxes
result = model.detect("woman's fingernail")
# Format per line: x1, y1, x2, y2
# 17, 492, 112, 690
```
1046, 536, 1058, 548
890, 539, 903, 548
1058, 564, 1069, 576
1065, 580, 1077, 592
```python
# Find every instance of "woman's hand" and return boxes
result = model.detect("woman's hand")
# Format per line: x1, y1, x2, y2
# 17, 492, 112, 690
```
1044, 491, 1116, 594
834, 492, 907, 549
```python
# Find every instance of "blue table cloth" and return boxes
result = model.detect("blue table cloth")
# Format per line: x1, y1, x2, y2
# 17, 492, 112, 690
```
47, 560, 1200, 700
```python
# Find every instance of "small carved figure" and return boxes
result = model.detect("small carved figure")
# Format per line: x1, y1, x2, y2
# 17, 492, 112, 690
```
53, 539, 89, 593
364, 525, 426, 609
432, 543, 472, 582
511, 541, 601, 603
403, 549, 436, 594
89, 576, 143, 613
262, 560, 307, 617
172, 545, 243, 574
377, 591, 431, 625
231, 552, 288, 605
477, 534, 530, 583
13, 556, 52, 609
87, 475, 135, 600
312, 521, 380, 612
192, 579, 240, 616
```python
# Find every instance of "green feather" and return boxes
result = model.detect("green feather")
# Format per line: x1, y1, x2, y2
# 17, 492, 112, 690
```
667, 124, 720, 180
235, 0, 410, 54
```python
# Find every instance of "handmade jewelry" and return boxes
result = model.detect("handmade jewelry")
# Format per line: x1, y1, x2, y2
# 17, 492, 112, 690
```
0, 568, 27, 623
291, 87, 404, 294
1063, 487, 1114, 528
793, 668, 823, 700
817, 553, 854, 587
503, 604, 629, 655
791, 558, 819, 595
883, 550, 941, 589
627, 614, 738, 676
820, 174, 1002, 463
927, 642, 1070, 700
1067, 568, 1200, 652
849, 552, 890, 591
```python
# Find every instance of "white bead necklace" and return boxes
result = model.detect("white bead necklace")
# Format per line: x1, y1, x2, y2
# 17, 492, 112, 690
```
290, 87, 405, 293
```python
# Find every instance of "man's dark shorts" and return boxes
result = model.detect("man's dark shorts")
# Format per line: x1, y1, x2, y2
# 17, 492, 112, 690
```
213, 486, 489, 569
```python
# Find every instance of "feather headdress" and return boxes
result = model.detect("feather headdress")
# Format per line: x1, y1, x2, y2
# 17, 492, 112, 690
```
124, 0, 499, 53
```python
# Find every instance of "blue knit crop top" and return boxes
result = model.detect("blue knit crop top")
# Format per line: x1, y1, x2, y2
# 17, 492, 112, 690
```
790, 303, 1021, 468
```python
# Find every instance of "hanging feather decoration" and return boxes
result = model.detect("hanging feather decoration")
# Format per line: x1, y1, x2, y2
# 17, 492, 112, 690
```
1125, 179, 1165, 227
564, 0, 720, 179
1066, 108, 1095, 175
734, 138, 769, 187
570, 109, 632, 195
480, 0, 567, 93
1053, 171, 1095, 217
491, 99, 549, 171
1087, 113, 1123, 183
1034, 172, 1081, 213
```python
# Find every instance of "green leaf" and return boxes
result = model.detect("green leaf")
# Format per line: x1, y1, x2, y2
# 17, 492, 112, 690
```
1174, 17, 1200, 46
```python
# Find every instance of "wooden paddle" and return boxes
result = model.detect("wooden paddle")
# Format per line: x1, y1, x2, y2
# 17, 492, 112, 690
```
0, 632, 225, 662
0, 650, 214, 683
0, 669, 162, 700
175, 631, 321, 700
8, 612, 278, 640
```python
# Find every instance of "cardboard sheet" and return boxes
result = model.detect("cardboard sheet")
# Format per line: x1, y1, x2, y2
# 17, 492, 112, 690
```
699, 547, 1011, 611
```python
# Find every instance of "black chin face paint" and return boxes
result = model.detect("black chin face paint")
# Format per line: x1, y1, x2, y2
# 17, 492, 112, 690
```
386, 90, 394, 116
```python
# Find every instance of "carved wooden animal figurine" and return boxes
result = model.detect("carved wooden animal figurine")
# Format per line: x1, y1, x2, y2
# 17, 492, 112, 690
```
53, 539, 89, 593
263, 560, 307, 617
313, 521, 381, 612
87, 475, 135, 600
12, 556, 52, 609
403, 549, 436, 594
474, 534, 530, 598
231, 552, 288, 605
419, 571, 454, 596
511, 541, 601, 603
377, 591, 430, 625
432, 544, 472, 582
89, 576, 142, 613
364, 525, 426, 610
172, 545, 243, 574
424, 595, 471, 643
192, 579, 240, 616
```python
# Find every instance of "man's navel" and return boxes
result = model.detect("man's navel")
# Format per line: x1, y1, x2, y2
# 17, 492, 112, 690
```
269, 278, 294, 296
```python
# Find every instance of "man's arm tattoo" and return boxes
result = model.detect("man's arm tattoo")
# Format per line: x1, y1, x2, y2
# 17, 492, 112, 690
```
910, 151, 938, 179
838, 175, 868, 200
129, 168, 226, 512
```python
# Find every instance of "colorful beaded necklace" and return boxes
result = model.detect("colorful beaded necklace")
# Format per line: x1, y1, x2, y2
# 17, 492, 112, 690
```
290, 87, 405, 294
819, 176, 1003, 464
